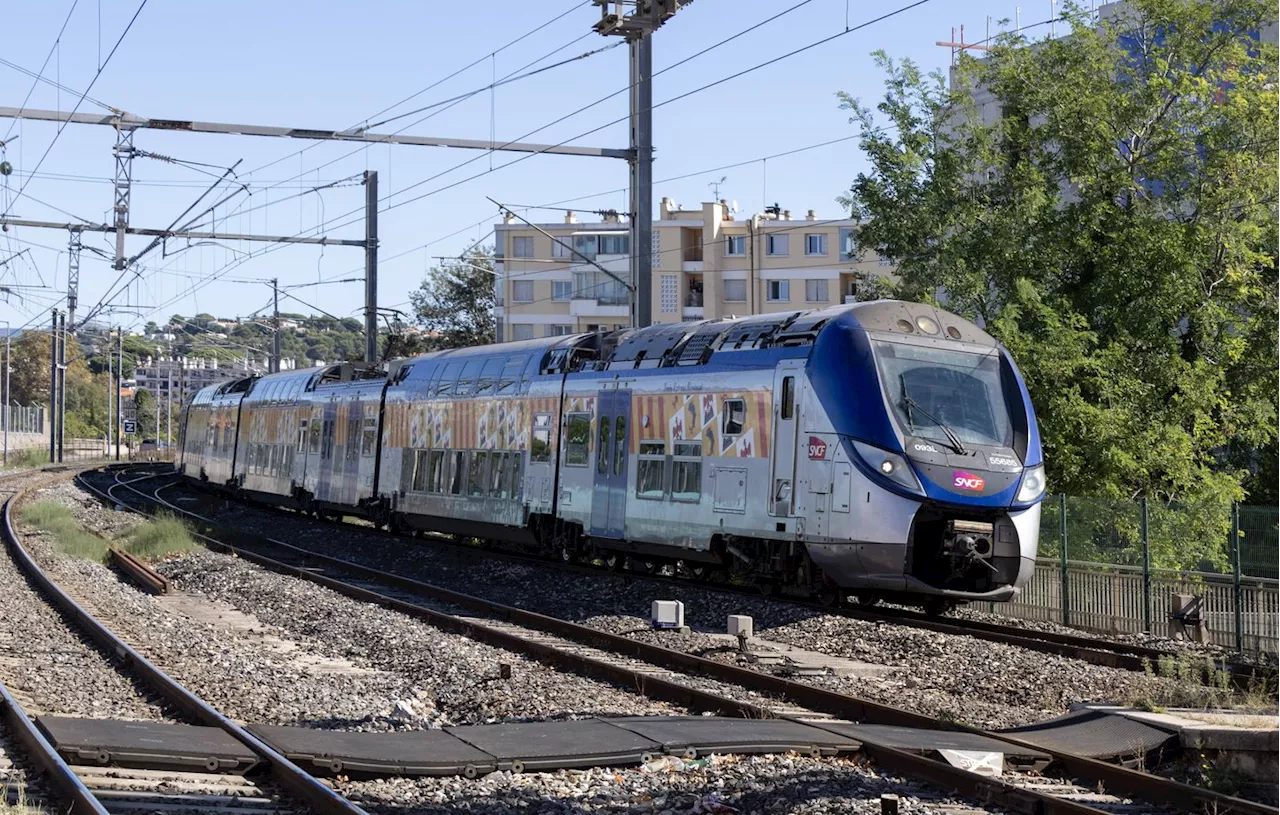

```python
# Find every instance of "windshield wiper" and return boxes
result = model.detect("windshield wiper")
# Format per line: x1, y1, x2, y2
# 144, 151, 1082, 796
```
899, 375, 967, 455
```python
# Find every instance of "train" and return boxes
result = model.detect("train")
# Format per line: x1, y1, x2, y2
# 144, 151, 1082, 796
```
177, 300, 1045, 613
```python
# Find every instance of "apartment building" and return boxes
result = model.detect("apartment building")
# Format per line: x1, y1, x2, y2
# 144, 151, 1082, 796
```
493, 199, 896, 341
133, 354, 295, 401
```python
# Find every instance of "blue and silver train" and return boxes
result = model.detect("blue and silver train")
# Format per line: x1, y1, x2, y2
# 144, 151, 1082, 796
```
178, 300, 1046, 612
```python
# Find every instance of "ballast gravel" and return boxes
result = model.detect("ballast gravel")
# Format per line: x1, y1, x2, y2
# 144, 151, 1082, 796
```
24, 480, 683, 730
154, 478, 1241, 730
337, 751, 987, 815
1, 490, 164, 722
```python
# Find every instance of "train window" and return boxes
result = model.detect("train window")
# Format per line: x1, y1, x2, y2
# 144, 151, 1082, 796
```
322, 420, 334, 459
781, 377, 795, 420
297, 419, 309, 451
449, 451, 465, 494
597, 415, 611, 475
436, 362, 464, 397
285, 446, 294, 472
476, 359, 503, 395
309, 420, 322, 454
411, 450, 430, 491
637, 442, 666, 499
455, 360, 483, 397
468, 452, 489, 496
346, 417, 360, 461
613, 415, 626, 476
564, 413, 591, 466
427, 450, 446, 492
489, 452, 507, 497
671, 441, 702, 502
497, 357, 527, 394
505, 454, 523, 498
361, 417, 377, 457
722, 399, 746, 436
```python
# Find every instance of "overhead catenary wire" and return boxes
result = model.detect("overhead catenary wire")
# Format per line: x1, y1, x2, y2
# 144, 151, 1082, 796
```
113, 0, 932, 331
1, 0, 149, 219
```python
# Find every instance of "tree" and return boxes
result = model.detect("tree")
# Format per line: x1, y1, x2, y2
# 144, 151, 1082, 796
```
133, 388, 157, 440
409, 246, 496, 351
840, 1, 1277, 563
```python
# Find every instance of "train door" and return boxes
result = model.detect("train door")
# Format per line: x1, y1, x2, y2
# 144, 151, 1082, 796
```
589, 386, 630, 539
769, 361, 804, 517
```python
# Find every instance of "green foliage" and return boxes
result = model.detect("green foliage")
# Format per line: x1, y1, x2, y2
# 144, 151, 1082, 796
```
19, 501, 109, 561
840, 1, 1278, 526
120, 513, 199, 560
2, 448, 50, 470
409, 245, 497, 351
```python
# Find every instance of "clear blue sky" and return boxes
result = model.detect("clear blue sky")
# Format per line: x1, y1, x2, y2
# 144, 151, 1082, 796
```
0, 0, 1038, 334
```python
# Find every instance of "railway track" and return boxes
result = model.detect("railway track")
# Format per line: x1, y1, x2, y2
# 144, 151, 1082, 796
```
95, 464, 1276, 815
0, 464, 367, 815
164, 463, 1274, 690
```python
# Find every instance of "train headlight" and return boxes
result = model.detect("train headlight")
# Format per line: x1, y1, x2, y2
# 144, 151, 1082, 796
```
1016, 464, 1046, 503
852, 440, 923, 494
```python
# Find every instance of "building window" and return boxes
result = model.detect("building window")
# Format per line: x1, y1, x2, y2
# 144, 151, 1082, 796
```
671, 441, 701, 502
660, 275, 678, 313
839, 227, 857, 260
767, 280, 790, 302
722, 398, 746, 435
723, 279, 747, 302
551, 238, 572, 259
766, 234, 789, 256
805, 278, 829, 302
636, 441, 665, 499
551, 281, 572, 301
511, 324, 534, 341
512, 280, 534, 302
725, 235, 746, 256
512, 236, 534, 258
598, 234, 628, 255
564, 412, 591, 466
805, 234, 827, 256
545, 324, 574, 337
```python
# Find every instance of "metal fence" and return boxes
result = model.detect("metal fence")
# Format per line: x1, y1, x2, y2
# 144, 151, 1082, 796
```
1000, 495, 1280, 654
1, 404, 44, 435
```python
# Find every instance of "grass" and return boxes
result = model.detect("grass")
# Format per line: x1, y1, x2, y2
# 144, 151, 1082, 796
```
19, 501, 199, 564
0, 448, 50, 470
119, 512, 200, 560
1, 780, 47, 813
18, 501, 109, 562
1134, 651, 1278, 712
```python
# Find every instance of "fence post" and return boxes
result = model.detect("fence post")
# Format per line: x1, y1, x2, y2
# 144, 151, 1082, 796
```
1231, 502, 1242, 653
1059, 493, 1069, 627
1141, 496, 1151, 633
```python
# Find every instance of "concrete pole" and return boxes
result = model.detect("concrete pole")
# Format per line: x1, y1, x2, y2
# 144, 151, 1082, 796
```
107, 329, 114, 458
116, 328, 123, 462
57, 312, 65, 462
2, 319, 8, 467
49, 310, 57, 464
629, 34, 653, 329
364, 170, 379, 363
271, 277, 281, 374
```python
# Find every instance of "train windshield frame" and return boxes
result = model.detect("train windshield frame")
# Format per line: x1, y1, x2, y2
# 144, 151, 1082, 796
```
871, 338, 1014, 450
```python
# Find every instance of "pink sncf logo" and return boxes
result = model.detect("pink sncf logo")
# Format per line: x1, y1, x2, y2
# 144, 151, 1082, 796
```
952, 470, 986, 491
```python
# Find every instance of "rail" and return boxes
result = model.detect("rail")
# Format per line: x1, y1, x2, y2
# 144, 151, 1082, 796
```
102, 466, 1275, 815
1, 469, 367, 815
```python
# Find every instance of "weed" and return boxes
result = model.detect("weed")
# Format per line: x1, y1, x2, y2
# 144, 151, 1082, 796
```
1, 777, 48, 813
120, 513, 199, 561
17, 501, 109, 562
1, 449, 50, 470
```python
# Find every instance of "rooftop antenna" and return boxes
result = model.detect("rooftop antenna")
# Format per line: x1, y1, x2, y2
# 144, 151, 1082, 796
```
708, 176, 727, 200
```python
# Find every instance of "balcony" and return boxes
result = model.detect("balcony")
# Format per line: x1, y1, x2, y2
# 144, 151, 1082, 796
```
682, 260, 704, 273
571, 296, 629, 318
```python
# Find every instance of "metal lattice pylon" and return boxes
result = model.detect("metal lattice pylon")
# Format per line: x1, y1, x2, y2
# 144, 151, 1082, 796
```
112, 125, 135, 271
66, 228, 83, 327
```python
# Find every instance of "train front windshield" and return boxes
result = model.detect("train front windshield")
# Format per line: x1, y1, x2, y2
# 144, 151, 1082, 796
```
872, 339, 1014, 449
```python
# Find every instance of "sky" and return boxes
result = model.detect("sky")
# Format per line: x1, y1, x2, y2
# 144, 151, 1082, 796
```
0, 0, 1052, 335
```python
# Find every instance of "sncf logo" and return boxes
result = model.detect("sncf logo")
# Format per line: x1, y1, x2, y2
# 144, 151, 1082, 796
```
953, 470, 986, 491
807, 436, 828, 460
